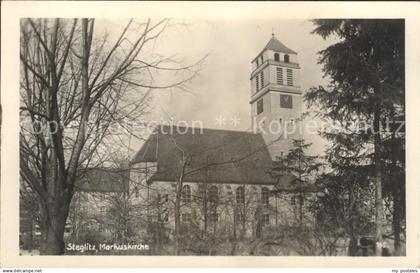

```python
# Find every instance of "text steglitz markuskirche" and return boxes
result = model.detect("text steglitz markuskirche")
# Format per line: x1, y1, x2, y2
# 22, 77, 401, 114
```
66, 243, 150, 253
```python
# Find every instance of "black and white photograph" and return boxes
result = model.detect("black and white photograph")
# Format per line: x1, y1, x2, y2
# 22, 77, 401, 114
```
1, 1, 420, 269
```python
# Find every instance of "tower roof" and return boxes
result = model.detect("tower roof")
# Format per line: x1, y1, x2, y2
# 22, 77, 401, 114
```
253, 35, 297, 62
264, 35, 297, 54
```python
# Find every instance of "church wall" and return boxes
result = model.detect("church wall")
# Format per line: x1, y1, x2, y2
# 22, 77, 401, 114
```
126, 171, 311, 240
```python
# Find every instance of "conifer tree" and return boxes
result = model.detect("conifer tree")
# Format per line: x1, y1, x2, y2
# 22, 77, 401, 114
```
306, 19, 405, 255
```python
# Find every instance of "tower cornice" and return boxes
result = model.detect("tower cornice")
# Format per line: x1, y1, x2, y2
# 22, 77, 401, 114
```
249, 84, 302, 105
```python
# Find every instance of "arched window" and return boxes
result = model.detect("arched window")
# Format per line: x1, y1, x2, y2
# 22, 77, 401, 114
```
209, 212, 218, 223
183, 184, 191, 203
284, 54, 290, 63
291, 195, 296, 206
274, 53, 280, 61
209, 185, 218, 204
261, 187, 269, 205
236, 186, 245, 204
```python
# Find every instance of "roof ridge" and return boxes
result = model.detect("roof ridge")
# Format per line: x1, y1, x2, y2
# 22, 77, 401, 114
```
154, 124, 259, 135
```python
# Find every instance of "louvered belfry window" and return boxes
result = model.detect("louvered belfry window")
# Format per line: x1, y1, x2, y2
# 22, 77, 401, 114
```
256, 75, 259, 91
260, 71, 265, 87
277, 67, 283, 85
286, 69, 293, 86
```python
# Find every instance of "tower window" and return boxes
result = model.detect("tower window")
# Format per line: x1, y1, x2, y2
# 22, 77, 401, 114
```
286, 69, 293, 86
256, 58, 259, 67
275, 152, 284, 161
284, 54, 290, 63
274, 53, 280, 61
276, 67, 283, 85
261, 55, 264, 64
280, 94, 293, 109
256, 75, 259, 91
260, 71, 264, 88
257, 99, 264, 115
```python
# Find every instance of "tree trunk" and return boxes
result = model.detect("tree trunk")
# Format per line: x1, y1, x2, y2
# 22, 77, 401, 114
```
299, 191, 304, 224
174, 183, 181, 255
174, 160, 186, 255
203, 184, 208, 232
392, 181, 402, 255
390, 132, 403, 256
348, 182, 358, 256
39, 200, 70, 255
373, 109, 384, 256
28, 217, 34, 253
233, 206, 237, 240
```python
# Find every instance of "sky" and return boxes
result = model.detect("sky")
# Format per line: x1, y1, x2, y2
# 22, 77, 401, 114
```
98, 19, 338, 156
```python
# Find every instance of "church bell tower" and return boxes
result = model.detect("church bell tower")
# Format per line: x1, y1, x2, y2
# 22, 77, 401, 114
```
250, 34, 302, 160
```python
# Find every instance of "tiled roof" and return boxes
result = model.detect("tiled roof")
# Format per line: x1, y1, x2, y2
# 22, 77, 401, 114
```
264, 36, 297, 54
131, 125, 298, 190
253, 36, 297, 62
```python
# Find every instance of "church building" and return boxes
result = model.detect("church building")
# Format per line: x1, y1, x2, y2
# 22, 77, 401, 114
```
130, 34, 312, 241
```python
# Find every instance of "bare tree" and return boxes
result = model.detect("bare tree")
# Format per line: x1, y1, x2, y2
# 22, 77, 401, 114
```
163, 131, 284, 255
19, 18, 203, 254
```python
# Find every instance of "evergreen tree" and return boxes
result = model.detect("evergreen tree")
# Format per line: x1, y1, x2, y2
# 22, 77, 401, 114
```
281, 139, 320, 223
306, 19, 405, 255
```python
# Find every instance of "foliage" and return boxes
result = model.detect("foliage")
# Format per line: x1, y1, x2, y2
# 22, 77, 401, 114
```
306, 19, 405, 255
